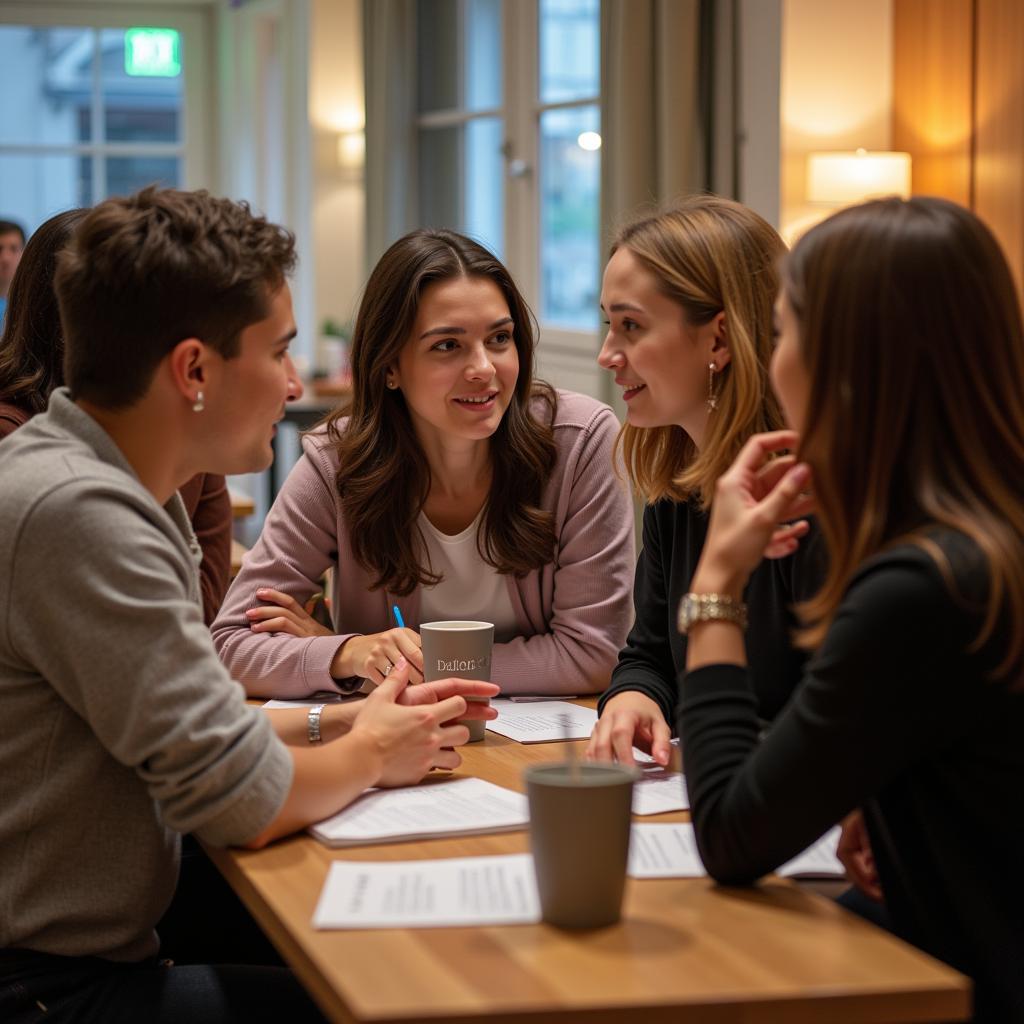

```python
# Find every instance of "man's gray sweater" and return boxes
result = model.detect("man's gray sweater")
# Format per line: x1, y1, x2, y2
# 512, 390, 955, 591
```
0, 390, 292, 961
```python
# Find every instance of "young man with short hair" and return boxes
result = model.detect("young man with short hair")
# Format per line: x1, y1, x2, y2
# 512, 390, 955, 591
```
0, 188, 496, 1022
0, 218, 26, 322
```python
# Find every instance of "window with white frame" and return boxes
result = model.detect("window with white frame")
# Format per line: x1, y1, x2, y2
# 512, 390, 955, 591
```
414, 0, 602, 396
0, 5, 210, 235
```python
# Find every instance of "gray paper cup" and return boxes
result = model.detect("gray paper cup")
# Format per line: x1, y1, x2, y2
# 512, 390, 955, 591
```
420, 620, 494, 742
525, 762, 639, 928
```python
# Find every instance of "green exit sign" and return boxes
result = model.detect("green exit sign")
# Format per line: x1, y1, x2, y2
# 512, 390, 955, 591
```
124, 28, 181, 78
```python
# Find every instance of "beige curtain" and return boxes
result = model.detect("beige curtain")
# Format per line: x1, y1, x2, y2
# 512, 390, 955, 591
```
363, 0, 417, 267
600, 0, 721, 414
600, 0, 708, 248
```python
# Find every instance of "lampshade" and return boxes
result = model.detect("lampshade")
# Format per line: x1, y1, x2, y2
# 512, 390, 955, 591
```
806, 149, 912, 204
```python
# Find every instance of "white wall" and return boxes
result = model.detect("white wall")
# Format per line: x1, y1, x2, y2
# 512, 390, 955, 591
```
780, 0, 893, 241
308, 0, 365, 358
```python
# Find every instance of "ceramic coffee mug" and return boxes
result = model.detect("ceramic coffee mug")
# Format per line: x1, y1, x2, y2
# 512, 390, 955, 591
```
525, 761, 638, 927
420, 620, 494, 742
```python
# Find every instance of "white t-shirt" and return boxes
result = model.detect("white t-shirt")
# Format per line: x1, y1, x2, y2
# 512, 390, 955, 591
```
417, 510, 519, 642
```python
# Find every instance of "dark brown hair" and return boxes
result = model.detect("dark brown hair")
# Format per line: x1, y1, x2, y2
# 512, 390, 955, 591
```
0, 219, 26, 245
785, 196, 1024, 678
611, 196, 786, 506
327, 228, 558, 596
55, 186, 296, 408
0, 208, 86, 413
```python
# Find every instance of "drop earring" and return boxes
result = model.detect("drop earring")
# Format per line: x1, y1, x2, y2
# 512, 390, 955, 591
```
706, 364, 717, 411
192, 390, 205, 413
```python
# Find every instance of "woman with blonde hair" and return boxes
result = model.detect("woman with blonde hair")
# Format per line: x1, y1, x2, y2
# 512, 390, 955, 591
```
588, 195, 820, 765
680, 195, 1024, 1021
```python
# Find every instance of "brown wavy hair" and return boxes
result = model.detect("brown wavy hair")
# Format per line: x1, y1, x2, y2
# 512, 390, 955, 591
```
786, 196, 1024, 679
326, 229, 557, 596
0, 208, 86, 412
612, 195, 786, 506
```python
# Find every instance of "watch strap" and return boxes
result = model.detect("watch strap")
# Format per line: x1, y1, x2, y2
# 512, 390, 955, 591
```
678, 592, 748, 634
307, 703, 327, 744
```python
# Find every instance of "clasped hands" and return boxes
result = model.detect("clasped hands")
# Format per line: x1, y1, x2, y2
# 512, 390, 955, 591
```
245, 587, 425, 684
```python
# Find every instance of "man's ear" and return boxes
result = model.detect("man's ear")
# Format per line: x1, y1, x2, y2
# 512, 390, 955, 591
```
710, 311, 731, 369
167, 338, 208, 404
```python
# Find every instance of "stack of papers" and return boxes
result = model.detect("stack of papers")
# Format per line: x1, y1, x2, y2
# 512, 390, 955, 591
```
313, 854, 542, 928
632, 768, 689, 815
308, 777, 529, 847
486, 699, 597, 742
627, 823, 844, 880
311, 826, 847, 929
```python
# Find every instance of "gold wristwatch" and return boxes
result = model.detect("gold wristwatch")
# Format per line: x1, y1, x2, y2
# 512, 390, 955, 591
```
677, 592, 748, 634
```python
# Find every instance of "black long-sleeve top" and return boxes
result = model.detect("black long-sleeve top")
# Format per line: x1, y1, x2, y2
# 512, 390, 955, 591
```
598, 498, 823, 725
680, 533, 1024, 1022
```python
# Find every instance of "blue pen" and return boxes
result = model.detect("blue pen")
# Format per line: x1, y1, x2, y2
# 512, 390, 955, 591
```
392, 605, 406, 629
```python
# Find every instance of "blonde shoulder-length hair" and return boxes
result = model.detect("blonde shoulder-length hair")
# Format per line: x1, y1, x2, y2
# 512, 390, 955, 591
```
613, 195, 786, 506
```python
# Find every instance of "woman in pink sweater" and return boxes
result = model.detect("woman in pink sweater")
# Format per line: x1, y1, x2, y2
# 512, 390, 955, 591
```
212, 229, 635, 698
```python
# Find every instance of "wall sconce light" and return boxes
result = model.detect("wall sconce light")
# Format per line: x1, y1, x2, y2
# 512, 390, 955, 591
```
336, 129, 365, 171
807, 149, 912, 204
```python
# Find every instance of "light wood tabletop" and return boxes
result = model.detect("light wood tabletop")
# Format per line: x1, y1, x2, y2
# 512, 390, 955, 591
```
206, 703, 970, 1024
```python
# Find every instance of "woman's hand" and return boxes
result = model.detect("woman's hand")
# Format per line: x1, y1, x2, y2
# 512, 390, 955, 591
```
837, 809, 883, 901
245, 587, 334, 638
332, 628, 425, 684
349, 658, 472, 786
692, 430, 815, 596
586, 691, 672, 767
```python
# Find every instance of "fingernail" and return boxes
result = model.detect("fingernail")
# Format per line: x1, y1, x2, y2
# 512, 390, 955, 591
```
245, 609, 257, 617
395, 656, 408, 670
255, 588, 269, 596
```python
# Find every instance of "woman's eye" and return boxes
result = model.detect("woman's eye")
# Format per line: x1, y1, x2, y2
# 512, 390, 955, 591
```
491, 331, 513, 345
432, 340, 458, 353
623, 319, 640, 332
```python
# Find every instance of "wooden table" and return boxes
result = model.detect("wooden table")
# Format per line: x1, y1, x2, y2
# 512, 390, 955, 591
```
206, 711, 970, 1024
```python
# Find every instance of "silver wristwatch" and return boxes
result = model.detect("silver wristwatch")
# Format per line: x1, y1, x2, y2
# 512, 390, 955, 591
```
677, 592, 748, 635
307, 703, 327, 744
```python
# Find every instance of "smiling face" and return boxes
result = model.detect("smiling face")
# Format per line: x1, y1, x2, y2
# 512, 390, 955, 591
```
202, 281, 303, 474
392, 274, 520, 449
598, 246, 728, 443
770, 288, 810, 435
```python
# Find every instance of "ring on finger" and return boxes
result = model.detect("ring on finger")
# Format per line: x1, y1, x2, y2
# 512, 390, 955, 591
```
383, 660, 393, 676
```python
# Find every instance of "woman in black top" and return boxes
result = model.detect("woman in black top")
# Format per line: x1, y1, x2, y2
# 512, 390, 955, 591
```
683, 196, 1024, 1022
588, 196, 821, 766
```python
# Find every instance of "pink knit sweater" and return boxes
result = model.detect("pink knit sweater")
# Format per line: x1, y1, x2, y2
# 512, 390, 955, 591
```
212, 390, 636, 697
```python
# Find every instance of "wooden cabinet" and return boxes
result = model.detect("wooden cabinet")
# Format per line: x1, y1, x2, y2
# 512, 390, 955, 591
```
894, 0, 1024, 298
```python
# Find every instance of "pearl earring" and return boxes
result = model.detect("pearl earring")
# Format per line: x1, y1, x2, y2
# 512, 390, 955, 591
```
386, 379, 398, 390
192, 390, 205, 413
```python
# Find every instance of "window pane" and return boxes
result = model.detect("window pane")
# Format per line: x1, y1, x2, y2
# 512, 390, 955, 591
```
539, 0, 599, 104
417, 0, 459, 113
539, 105, 599, 328
0, 153, 91, 235
418, 0, 501, 113
464, 117, 504, 256
418, 118, 505, 258
105, 155, 180, 198
0, 26, 95, 145
465, 0, 501, 111
418, 124, 461, 228
101, 29, 182, 144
